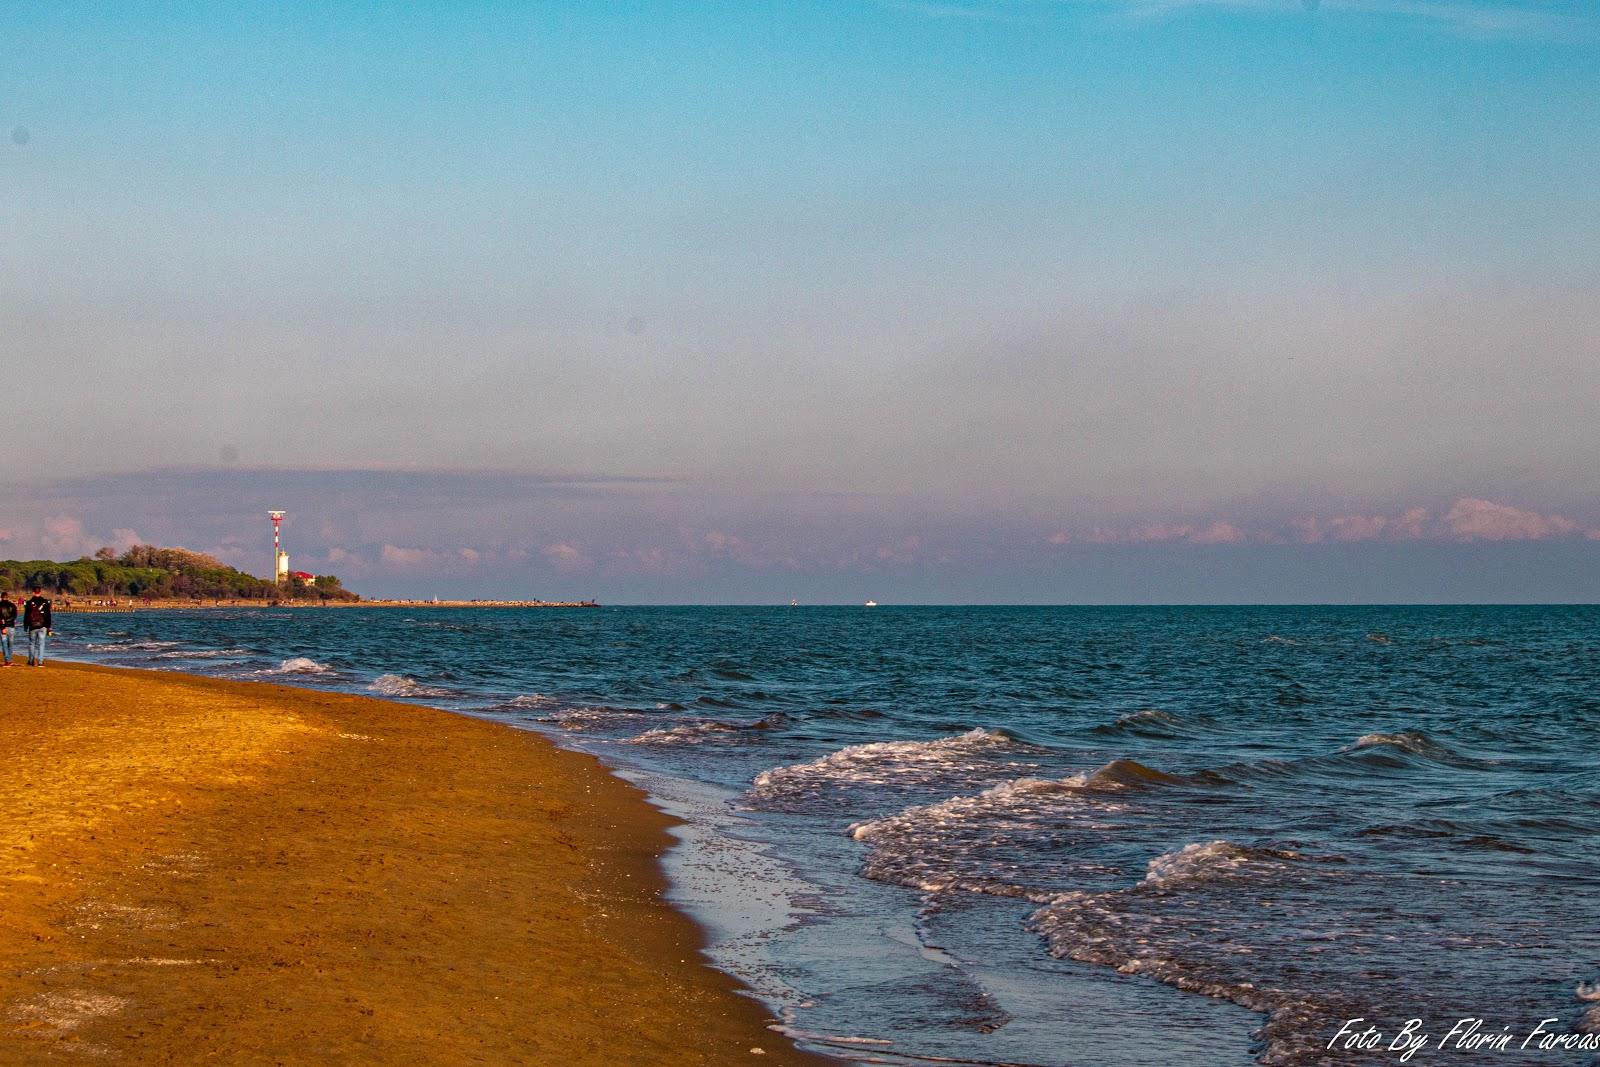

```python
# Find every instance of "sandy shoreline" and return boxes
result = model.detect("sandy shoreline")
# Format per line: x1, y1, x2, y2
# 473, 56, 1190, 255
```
0, 663, 828, 1065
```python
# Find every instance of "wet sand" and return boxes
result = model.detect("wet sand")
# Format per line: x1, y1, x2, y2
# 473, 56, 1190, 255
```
0, 662, 828, 1065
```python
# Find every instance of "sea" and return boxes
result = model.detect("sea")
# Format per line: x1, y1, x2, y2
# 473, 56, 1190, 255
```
55, 605, 1600, 1066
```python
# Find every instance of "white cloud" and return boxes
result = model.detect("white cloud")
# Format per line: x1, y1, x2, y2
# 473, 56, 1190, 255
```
542, 542, 589, 569
380, 544, 433, 566
1444, 498, 1579, 542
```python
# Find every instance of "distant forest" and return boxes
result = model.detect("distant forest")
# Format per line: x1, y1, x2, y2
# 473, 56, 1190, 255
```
0, 545, 358, 602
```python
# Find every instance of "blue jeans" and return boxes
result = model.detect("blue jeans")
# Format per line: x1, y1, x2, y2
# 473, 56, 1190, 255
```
27, 628, 46, 665
0, 628, 10, 664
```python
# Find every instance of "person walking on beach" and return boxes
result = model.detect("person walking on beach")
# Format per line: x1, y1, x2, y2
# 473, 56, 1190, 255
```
22, 587, 52, 667
0, 592, 15, 667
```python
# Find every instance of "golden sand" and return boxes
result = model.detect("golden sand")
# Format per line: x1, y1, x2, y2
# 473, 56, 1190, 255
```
0, 663, 827, 1065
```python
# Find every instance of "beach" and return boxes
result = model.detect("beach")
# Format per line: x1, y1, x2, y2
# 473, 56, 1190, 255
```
0, 662, 824, 1065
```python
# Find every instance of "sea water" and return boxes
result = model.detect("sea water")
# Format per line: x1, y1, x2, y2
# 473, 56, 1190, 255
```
59, 606, 1600, 1065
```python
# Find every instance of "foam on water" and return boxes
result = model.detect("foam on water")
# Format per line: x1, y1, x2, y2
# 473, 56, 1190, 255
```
368, 673, 452, 698
746, 728, 1035, 809
1139, 839, 1300, 888
625, 721, 744, 745
271, 656, 331, 674
500, 693, 558, 709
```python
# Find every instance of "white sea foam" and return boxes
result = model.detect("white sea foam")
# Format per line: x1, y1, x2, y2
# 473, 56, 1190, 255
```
842, 763, 1179, 901
625, 721, 742, 745
747, 728, 1028, 804
154, 648, 248, 660
88, 639, 182, 651
502, 693, 558, 709
1140, 840, 1277, 887
368, 673, 451, 698
273, 656, 331, 674
1346, 730, 1473, 765
538, 706, 646, 730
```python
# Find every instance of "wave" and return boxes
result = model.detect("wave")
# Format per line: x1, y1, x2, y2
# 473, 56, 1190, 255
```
368, 674, 452, 698
536, 705, 648, 730
154, 648, 248, 660
624, 711, 791, 746
625, 721, 743, 745
500, 693, 558, 709
1140, 839, 1303, 888
1089, 708, 1208, 739
1348, 730, 1465, 760
844, 757, 1230, 900
86, 639, 183, 651
271, 657, 332, 674
745, 729, 1034, 808
1213, 729, 1490, 787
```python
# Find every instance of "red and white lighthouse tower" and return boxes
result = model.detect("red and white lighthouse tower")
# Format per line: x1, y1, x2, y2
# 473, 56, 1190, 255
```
268, 511, 287, 584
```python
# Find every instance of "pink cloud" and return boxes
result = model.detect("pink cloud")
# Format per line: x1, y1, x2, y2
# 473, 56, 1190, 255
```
1326, 515, 1387, 543
380, 544, 433, 566
1393, 507, 1430, 539
876, 535, 922, 563
1444, 498, 1578, 542
1046, 531, 1070, 545
1290, 517, 1323, 544
542, 542, 589, 569
1189, 521, 1247, 545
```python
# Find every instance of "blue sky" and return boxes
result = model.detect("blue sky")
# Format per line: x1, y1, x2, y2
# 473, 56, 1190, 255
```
2, 2, 1596, 600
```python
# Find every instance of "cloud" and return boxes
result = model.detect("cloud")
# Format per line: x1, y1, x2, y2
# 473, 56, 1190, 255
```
1444, 498, 1579, 542
876, 535, 923, 563
1190, 521, 1247, 545
542, 542, 589, 569
40, 517, 101, 558
1326, 515, 1388, 543
380, 544, 434, 567
1050, 499, 1596, 547
1079, 522, 1249, 545
1393, 507, 1430, 540
898, 0, 1592, 39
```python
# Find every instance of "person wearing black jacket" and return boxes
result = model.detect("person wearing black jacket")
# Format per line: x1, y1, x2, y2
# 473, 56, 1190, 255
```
0, 591, 14, 667
23, 586, 51, 667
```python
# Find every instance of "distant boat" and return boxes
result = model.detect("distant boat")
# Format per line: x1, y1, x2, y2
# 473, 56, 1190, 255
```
790, 598, 798, 607
864, 600, 878, 608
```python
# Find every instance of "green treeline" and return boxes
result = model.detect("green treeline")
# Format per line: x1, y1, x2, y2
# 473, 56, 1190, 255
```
0, 545, 358, 602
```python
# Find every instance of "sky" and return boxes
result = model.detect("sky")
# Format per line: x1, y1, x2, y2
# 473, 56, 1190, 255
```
1, 1, 1596, 602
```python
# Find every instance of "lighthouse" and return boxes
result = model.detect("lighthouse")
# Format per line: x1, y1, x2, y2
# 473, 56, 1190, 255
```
268, 510, 288, 584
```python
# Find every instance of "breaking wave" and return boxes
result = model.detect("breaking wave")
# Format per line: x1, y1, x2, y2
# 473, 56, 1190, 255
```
1140, 839, 1302, 888
745, 728, 1036, 809
624, 711, 791, 745
500, 693, 558, 709
537, 705, 649, 730
272, 656, 331, 674
1090, 709, 1214, 740
368, 673, 452, 698
625, 721, 744, 745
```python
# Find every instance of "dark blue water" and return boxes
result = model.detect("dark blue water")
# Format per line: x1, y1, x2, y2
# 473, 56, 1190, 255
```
57, 606, 1600, 1065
